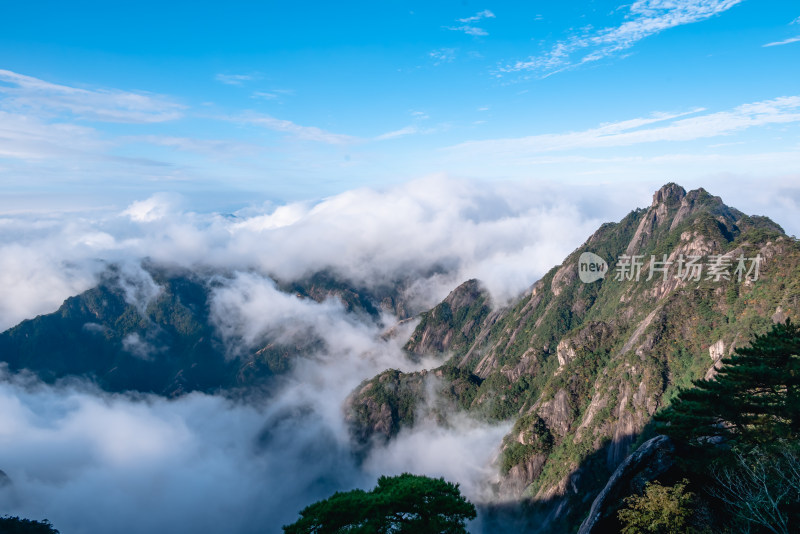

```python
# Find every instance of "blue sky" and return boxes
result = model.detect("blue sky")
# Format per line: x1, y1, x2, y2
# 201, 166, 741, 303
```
0, 0, 798, 211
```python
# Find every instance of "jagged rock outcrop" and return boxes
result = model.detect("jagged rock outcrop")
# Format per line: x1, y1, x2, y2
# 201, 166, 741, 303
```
704, 339, 726, 380
539, 389, 573, 438
626, 183, 686, 255
556, 321, 614, 372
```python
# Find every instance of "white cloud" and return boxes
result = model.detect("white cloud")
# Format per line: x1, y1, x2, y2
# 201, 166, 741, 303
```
763, 35, 800, 47
116, 261, 163, 315
0, 69, 183, 123
0, 245, 504, 532
0, 306, 503, 533
364, 409, 509, 501
458, 10, 496, 23
214, 73, 257, 86
133, 135, 259, 157
209, 272, 365, 354
251, 91, 278, 100
448, 9, 496, 36
234, 113, 358, 145
448, 25, 490, 37
375, 122, 441, 141
445, 96, 800, 156
500, 0, 744, 75
0, 176, 616, 331
122, 333, 164, 361
3, 173, 798, 338
122, 193, 181, 222
0, 374, 328, 533
0, 241, 101, 331
429, 48, 456, 65
375, 125, 419, 140
0, 111, 107, 160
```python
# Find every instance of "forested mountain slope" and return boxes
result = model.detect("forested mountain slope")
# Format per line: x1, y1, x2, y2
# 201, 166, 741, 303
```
347, 183, 800, 532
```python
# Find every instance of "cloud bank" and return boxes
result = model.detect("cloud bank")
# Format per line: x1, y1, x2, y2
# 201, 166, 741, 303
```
0, 176, 626, 532
0, 270, 505, 533
0, 176, 616, 332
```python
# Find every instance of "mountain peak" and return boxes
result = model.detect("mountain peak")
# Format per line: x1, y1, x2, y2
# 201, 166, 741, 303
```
651, 182, 686, 208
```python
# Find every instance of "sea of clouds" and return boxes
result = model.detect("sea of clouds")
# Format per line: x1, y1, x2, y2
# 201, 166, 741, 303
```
1, 175, 790, 533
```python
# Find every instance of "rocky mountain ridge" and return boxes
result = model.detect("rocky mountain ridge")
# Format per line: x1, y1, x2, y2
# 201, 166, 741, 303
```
346, 183, 800, 532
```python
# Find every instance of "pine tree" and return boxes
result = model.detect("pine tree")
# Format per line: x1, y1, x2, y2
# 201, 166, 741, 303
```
657, 320, 800, 449
283, 473, 476, 534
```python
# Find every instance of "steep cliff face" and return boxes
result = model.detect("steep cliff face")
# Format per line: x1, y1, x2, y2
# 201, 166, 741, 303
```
404, 279, 492, 358
346, 183, 800, 532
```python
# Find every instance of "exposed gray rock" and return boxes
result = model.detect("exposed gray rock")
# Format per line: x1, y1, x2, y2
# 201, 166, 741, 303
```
578, 435, 675, 534
539, 389, 573, 438
704, 339, 726, 380
773, 305, 788, 324
625, 184, 686, 255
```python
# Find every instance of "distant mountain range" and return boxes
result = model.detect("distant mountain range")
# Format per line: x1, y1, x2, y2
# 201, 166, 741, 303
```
0, 265, 412, 396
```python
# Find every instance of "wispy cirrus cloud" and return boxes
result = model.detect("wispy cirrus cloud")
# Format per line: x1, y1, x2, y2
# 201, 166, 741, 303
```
500, 0, 744, 76
375, 110, 439, 141
251, 91, 279, 100
132, 135, 260, 157
445, 96, 800, 156
458, 9, 495, 24
447, 9, 495, 36
0, 69, 183, 123
251, 88, 293, 101
375, 125, 420, 141
214, 73, 258, 86
763, 36, 800, 47
429, 48, 456, 65
0, 111, 108, 160
234, 113, 358, 145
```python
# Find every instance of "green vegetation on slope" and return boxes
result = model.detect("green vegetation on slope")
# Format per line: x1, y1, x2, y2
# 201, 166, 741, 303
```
346, 184, 800, 533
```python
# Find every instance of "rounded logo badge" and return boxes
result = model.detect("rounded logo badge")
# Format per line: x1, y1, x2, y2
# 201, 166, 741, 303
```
578, 252, 608, 283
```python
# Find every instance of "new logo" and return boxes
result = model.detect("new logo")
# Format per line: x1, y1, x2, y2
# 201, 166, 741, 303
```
578, 252, 608, 283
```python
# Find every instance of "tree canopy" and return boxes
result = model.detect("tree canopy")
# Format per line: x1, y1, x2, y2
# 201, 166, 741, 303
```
0, 516, 59, 534
657, 320, 800, 449
617, 479, 697, 534
282, 473, 476, 534
655, 320, 800, 532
